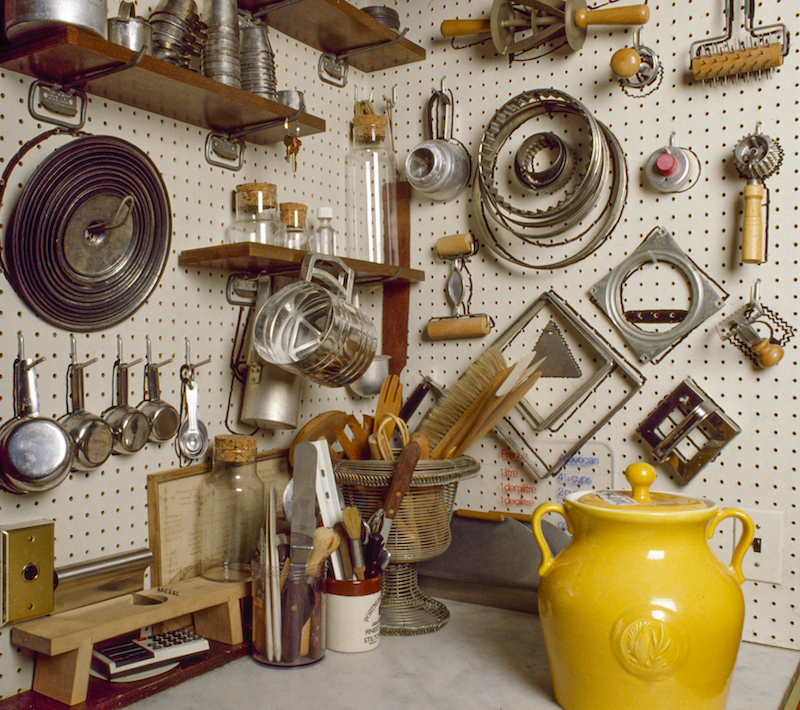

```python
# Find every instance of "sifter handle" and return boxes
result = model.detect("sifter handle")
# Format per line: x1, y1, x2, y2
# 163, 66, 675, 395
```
440, 19, 491, 37
575, 4, 649, 27
741, 183, 765, 264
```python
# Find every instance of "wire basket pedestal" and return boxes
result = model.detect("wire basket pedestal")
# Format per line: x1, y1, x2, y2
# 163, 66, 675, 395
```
334, 455, 479, 635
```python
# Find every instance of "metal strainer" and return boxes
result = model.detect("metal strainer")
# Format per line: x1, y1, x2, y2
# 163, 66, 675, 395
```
334, 455, 479, 635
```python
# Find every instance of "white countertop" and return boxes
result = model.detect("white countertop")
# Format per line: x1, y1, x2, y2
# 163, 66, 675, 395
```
125, 600, 799, 710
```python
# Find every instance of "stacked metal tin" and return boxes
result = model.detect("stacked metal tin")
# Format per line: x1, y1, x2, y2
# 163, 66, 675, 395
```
239, 14, 277, 99
201, 0, 241, 88
149, 0, 206, 69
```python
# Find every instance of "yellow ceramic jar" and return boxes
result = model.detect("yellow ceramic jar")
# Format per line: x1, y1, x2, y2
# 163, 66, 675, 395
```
532, 462, 754, 710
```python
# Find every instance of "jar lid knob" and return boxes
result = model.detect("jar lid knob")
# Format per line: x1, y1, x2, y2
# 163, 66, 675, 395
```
625, 462, 656, 503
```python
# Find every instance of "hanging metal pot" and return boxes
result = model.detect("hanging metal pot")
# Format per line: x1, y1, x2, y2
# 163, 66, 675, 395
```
103, 337, 151, 455
58, 336, 114, 470
0, 333, 75, 494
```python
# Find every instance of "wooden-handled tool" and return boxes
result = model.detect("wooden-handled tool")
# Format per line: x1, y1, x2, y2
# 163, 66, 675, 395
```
733, 124, 783, 265
565, 0, 649, 50
343, 507, 367, 580
382, 439, 420, 528
441, 18, 492, 36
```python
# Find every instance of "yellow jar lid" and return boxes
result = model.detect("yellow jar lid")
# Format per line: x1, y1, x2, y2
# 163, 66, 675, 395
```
576, 463, 713, 512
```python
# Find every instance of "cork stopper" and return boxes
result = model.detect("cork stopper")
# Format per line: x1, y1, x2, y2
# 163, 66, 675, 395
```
235, 182, 277, 209
279, 202, 308, 228
353, 114, 388, 144
215, 434, 257, 463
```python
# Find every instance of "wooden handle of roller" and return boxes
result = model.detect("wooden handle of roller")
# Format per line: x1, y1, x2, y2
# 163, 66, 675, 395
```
427, 316, 492, 340
575, 4, 649, 27
436, 233, 474, 257
742, 183, 765, 264
441, 19, 491, 37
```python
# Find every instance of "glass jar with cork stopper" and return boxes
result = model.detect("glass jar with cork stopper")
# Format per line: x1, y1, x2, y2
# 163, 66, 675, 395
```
200, 434, 264, 583
279, 202, 312, 251
225, 182, 286, 246
344, 114, 399, 265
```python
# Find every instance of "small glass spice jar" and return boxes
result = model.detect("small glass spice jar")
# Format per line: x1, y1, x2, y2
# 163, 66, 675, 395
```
225, 182, 286, 246
280, 202, 312, 251
200, 435, 264, 582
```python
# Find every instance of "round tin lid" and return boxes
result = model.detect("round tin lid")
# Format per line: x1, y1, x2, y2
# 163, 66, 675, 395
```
573, 463, 713, 512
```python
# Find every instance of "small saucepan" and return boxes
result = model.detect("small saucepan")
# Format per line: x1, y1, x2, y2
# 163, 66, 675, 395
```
59, 337, 113, 470
0, 333, 75, 494
103, 337, 151, 455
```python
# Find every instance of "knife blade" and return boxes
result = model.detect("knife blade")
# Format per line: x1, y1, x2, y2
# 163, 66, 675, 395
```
282, 441, 318, 662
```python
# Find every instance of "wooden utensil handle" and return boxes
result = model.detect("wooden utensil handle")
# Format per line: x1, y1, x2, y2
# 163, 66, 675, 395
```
742, 183, 765, 264
427, 316, 492, 340
384, 440, 420, 519
440, 19, 491, 37
752, 338, 783, 368
575, 4, 649, 27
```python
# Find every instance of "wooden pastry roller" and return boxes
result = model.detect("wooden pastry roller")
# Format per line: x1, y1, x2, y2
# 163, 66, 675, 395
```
426, 233, 494, 340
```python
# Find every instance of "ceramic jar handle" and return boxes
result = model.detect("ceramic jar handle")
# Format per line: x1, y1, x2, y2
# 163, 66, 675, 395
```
531, 502, 568, 577
707, 507, 755, 584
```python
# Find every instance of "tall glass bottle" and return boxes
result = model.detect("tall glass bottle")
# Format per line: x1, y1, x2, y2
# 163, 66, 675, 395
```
200, 435, 264, 582
225, 182, 286, 246
344, 114, 399, 265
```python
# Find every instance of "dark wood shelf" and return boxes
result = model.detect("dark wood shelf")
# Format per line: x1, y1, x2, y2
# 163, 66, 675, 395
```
242, 0, 426, 72
179, 243, 425, 284
0, 27, 325, 145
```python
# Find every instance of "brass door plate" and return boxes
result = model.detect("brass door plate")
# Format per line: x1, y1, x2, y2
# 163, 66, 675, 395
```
1, 520, 54, 624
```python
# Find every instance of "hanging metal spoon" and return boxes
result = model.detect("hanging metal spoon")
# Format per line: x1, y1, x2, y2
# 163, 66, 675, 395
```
177, 381, 208, 459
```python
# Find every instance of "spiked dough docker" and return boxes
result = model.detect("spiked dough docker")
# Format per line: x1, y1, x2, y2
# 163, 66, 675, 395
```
733, 123, 783, 264
441, 0, 648, 55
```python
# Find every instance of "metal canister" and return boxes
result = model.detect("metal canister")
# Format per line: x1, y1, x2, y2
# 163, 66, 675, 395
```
4, 0, 108, 42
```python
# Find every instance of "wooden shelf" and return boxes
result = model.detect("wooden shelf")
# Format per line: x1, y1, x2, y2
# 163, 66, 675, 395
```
179, 243, 426, 284
241, 0, 426, 73
0, 27, 325, 146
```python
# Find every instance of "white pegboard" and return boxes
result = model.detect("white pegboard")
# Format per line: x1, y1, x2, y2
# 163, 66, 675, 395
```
0, 0, 796, 699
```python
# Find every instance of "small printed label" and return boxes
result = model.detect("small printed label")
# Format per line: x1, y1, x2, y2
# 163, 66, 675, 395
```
595, 491, 639, 506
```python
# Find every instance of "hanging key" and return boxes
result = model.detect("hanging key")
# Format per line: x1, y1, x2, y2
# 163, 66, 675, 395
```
289, 135, 302, 173
284, 133, 294, 164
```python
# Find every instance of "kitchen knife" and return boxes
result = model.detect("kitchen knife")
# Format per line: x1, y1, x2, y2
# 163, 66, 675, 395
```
379, 439, 421, 544
282, 441, 318, 662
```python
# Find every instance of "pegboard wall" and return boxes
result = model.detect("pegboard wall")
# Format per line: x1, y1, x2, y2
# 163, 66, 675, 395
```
0, 0, 796, 698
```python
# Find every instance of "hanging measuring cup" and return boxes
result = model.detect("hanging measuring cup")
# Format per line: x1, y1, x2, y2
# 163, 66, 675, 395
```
137, 337, 180, 443
59, 335, 114, 470
252, 254, 376, 388
103, 337, 151, 455
405, 83, 470, 203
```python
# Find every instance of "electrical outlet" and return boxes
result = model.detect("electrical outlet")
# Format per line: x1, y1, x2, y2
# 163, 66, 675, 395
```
736, 509, 783, 585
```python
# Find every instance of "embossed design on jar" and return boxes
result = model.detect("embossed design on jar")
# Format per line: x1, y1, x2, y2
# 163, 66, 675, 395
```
612, 609, 688, 679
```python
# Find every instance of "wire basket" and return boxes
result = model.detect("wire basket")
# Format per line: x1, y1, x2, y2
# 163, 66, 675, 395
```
333, 454, 479, 635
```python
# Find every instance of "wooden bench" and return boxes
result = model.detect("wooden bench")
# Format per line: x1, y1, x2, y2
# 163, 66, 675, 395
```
11, 576, 249, 706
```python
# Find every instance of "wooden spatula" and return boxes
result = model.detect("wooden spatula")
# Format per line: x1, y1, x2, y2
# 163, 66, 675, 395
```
374, 374, 402, 436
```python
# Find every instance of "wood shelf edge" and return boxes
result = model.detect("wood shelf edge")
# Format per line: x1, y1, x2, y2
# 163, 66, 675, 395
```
178, 244, 425, 284
0, 27, 325, 145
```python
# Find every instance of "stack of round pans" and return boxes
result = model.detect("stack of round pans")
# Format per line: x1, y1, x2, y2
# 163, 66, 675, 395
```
239, 19, 277, 99
201, 0, 240, 88
473, 89, 628, 270
150, 0, 206, 69
5, 135, 171, 332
